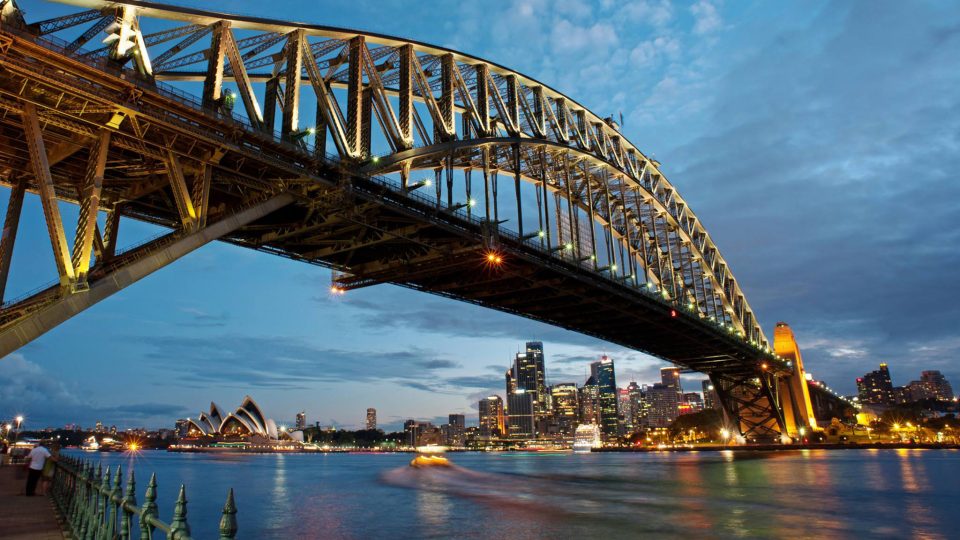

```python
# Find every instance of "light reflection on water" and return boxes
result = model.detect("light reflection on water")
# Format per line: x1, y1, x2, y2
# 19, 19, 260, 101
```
68, 449, 960, 539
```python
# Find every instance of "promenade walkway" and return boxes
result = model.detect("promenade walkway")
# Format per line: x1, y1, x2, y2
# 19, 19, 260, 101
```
0, 466, 64, 539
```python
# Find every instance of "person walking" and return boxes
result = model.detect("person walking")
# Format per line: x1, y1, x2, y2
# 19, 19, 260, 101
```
24, 443, 53, 496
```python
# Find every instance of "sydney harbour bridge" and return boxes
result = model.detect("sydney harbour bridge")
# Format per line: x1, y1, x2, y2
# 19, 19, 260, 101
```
0, 0, 849, 441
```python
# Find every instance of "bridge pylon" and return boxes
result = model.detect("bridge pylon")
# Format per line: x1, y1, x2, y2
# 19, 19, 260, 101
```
773, 322, 818, 439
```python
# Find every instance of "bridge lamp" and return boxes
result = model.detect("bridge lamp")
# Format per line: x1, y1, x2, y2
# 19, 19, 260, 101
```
468, 199, 477, 207
485, 252, 503, 265
408, 179, 431, 191
610, 264, 617, 271
761, 363, 768, 370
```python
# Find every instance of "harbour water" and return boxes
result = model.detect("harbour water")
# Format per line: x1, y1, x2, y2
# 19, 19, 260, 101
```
67, 449, 959, 539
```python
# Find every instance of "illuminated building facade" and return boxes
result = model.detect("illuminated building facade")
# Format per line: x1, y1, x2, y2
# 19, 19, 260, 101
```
478, 396, 505, 438
295, 411, 306, 430
591, 356, 619, 438
579, 380, 600, 425
646, 383, 680, 427
919, 371, 954, 401
702, 380, 720, 410
366, 408, 377, 430
857, 363, 895, 404
508, 391, 536, 438
551, 383, 580, 435
184, 396, 279, 439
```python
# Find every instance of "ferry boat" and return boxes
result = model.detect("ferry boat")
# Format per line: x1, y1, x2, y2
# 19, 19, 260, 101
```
80, 435, 99, 452
573, 424, 602, 453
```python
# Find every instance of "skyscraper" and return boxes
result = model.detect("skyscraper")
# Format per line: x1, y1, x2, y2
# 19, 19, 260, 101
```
295, 411, 306, 430
550, 383, 580, 435
504, 341, 548, 437
661, 367, 682, 392
591, 356, 619, 438
627, 382, 643, 428
857, 363, 895, 404
365, 408, 377, 431
445, 414, 466, 446
702, 380, 720, 410
478, 396, 505, 438
579, 381, 600, 425
508, 391, 536, 438
646, 383, 680, 427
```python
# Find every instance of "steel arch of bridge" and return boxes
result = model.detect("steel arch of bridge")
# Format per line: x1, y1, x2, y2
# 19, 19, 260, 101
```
0, 0, 819, 441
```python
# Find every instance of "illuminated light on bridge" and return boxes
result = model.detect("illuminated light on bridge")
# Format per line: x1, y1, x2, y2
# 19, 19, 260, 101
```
0, 0, 855, 442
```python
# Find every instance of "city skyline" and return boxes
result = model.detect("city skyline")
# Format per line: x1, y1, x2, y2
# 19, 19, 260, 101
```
1, 0, 958, 430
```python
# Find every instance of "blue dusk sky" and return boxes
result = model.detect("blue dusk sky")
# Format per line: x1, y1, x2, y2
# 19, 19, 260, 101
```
1, 0, 958, 431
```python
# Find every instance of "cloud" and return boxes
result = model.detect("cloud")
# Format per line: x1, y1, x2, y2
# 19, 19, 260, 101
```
177, 307, 229, 327
690, 0, 722, 35
0, 355, 190, 427
629, 36, 681, 67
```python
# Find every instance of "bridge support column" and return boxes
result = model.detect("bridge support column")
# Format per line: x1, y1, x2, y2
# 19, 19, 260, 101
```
0, 193, 293, 358
710, 371, 786, 443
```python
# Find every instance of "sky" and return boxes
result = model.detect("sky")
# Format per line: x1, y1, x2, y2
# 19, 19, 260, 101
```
1, 0, 958, 431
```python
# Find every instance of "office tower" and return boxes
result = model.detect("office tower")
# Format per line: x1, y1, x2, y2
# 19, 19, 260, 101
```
618, 388, 633, 434
591, 356, 619, 438
646, 383, 680, 427
661, 367, 682, 391
479, 396, 505, 438
579, 379, 600, 425
856, 363, 895, 404
446, 414, 466, 446
507, 391, 536, 439
365, 408, 377, 430
295, 411, 306, 430
702, 380, 720, 410
514, 342, 547, 416
626, 382, 642, 427
550, 383, 580, 435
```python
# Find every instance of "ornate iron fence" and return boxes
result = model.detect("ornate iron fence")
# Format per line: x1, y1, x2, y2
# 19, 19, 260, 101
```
51, 456, 238, 539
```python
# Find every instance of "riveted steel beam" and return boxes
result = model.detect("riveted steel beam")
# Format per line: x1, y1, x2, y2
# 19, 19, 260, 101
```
0, 176, 26, 302
71, 128, 110, 281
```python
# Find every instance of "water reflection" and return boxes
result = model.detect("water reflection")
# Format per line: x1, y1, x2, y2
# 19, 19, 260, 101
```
65, 449, 956, 539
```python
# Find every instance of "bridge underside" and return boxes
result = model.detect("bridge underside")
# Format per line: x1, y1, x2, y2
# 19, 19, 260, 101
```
0, 4, 814, 442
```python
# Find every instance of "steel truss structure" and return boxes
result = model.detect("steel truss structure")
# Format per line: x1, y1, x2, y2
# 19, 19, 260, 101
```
0, 0, 818, 440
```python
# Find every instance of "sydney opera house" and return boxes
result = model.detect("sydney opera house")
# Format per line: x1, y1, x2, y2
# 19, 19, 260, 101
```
184, 396, 283, 440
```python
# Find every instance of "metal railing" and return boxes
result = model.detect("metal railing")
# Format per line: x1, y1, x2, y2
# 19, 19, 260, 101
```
51, 456, 237, 540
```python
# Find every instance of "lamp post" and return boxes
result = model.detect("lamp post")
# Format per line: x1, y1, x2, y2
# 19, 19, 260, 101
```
799, 427, 806, 445
14, 415, 23, 443
721, 428, 730, 447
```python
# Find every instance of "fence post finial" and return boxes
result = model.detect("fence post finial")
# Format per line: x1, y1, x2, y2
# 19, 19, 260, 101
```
170, 484, 191, 540
139, 473, 158, 540
218, 488, 238, 539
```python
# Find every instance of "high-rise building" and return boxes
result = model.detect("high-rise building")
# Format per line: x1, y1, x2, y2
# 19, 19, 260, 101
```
478, 396, 505, 438
445, 414, 466, 446
857, 363, 895, 404
591, 356, 619, 438
627, 382, 644, 428
661, 367, 682, 391
551, 383, 580, 435
504, 341, 548, 437
920, 370, 954, 401
618, 388, 633, 434
579, 382, 600, 425
295, 411, 306, 430
702, 380, 720, 410
508, 391, 536, 438
646, 383, 680, 427
365, 408, 377, 431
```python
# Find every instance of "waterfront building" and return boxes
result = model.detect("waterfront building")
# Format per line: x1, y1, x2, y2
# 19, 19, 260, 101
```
920, 371, 954, 401
857, 363, 895, 404
591, 356, 619, 438
626, 382, 643, 428
579, 380, 600, 425
479, 395, 505, 438
508, 391, 536, 439
295, 411, 306, 430
183, 397, 280, 439
175, 419, 189, 438
618, 388, 633, 434
445, 414, 466, 446
365, 408, 377, 430
702, 380, 720, 410
404, 420, 435, 447
550, 383, 580, 436
646, 383, 680, 427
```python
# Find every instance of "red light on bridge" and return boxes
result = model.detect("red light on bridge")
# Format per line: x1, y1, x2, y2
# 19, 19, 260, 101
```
670, 309, 677, 318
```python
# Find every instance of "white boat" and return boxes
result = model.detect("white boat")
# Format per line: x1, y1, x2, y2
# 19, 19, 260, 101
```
573, 424, 602, 453
80, 435, 99, 452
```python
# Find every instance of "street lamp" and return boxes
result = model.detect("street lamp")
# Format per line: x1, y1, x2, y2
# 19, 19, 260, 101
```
14, 415, 23, 443
721, 428, 730, 447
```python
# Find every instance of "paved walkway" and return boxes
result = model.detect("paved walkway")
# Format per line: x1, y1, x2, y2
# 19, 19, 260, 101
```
0, 465, 64, 539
